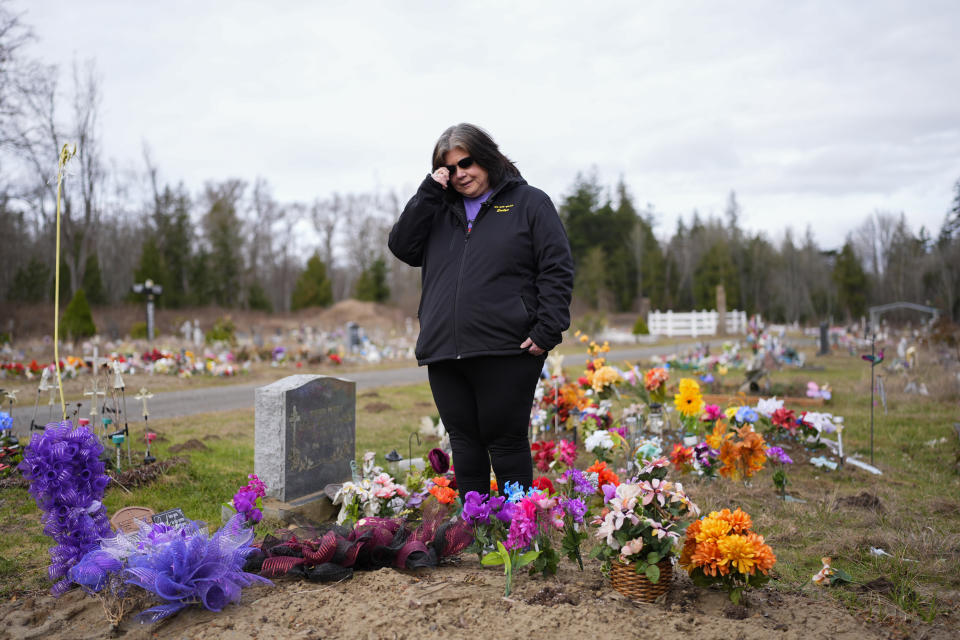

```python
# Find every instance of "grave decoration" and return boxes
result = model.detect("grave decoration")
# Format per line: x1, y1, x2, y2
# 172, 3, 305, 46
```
251, 499, 473, 582
592, 457, 699, 602
17, 420, 112, 595
553, 468, 596, 570
469, 482, 570, 596
0, 410, 21, 477
68, 512, 270, 622
766, 446, 794, 499
679, 507, 776, 605
223, 473, 267, 526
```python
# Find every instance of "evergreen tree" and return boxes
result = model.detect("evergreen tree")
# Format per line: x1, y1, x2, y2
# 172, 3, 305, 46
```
8, 257, 50, 302
151, 184, 194, 307
355, 257, 390, 303
132, 236, 169, 302
833, 240, 869, 321
201, 180, 245, 307
61, 288, 97, 339
247, 281, 273, 312
693, 239, 739, 309
82, 251, 106, 305
291, 253, 333, 310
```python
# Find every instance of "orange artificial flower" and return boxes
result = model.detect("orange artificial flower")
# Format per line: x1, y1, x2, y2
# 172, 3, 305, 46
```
490, 478, 499, 493
670, 443, 694, 468
428, 484, 457, 504
586, 460, 620, 489
716, 507, 753, 534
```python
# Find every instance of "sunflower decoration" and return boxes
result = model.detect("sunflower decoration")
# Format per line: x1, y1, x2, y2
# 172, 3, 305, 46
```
674, 378, 705, 418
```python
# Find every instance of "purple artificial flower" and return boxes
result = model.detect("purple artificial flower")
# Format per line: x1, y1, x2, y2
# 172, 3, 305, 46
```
560, 468, 597, 496
766, 446, 794, 465
428, 448, 450, 474
495, 500, 518, 524
561, 497, 588, 524
461, 491, 492, 526
609, 425, 627, 440
693, 442, 718, 467
406, 490, 429, 509
601, 482, 618, 504
504, 514, 536, 551
233, 488, 257, 513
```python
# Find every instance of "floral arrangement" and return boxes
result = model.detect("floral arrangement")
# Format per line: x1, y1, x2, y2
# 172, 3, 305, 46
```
592, 458, 699, 582
679, 507, 776, 603
577, 400, 613, 438
644, 367, 669, 404
717, 425, 768, 482
225, 474, 267, 525
0, 412, 21, 477
584, 429, 617, 464
18, 420, 112, 595
767, 446, 793, 498
586, 460, 620, 492
468, 485, 564, 596
555, 468, 595, 569
333, 471, 410, 524
69, 513, 270, 622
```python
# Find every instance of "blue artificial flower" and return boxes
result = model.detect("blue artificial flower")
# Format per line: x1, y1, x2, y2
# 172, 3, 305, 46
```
0, 411, 12, 431
503, 481, 525, 503
735, 406, 759, 424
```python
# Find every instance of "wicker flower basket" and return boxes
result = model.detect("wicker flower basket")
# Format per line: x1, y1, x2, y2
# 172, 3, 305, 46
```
610, 558, 674, 603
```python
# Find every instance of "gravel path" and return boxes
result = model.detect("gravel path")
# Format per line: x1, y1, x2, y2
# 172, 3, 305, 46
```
5, 342, 715, 429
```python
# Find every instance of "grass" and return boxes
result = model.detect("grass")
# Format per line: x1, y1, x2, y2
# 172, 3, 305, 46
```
1, 345, 958, 635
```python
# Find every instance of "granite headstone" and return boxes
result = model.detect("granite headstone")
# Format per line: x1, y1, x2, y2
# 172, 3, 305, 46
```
255, 375, 355, 503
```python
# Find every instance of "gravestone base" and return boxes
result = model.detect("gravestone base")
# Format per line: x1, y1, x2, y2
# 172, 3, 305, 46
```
261, 490, 338, 524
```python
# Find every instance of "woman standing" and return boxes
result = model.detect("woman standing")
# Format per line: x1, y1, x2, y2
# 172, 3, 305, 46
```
388, 123, 574, 496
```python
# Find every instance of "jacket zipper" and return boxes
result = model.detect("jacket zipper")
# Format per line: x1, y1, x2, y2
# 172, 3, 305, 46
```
453, 199, 494, 358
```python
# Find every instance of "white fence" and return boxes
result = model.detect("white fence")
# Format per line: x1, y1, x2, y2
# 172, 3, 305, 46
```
648, 310, 748, 337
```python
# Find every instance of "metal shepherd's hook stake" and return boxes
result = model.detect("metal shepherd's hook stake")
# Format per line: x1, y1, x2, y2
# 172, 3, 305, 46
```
408, 431, 421, 468
112, 361, 132, 466
135, 387, 155, 464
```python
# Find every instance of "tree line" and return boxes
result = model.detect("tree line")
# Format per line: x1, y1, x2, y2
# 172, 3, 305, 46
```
2, 3, 959, 325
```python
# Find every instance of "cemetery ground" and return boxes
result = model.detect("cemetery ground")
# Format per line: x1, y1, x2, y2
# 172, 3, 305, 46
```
0, 352, 958, 639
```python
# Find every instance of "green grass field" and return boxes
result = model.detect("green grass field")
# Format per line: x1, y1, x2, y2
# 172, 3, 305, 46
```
1, 348, 958, 632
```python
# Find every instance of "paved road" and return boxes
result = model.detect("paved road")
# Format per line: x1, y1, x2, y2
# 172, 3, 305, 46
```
5, 341, 715, 431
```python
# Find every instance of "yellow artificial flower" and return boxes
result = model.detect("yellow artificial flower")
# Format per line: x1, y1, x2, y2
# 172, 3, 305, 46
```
724, 406, 739, 420
674, 378, 705, 417
589, 365, 622, 393
717, 365, 728, 376
717, 534, 759, 575
695, 512, 733, 543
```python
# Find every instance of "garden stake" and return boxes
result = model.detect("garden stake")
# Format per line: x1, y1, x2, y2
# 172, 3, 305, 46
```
861, 336, 884, 466
408, 431, 420, 468
111, 361, 132, 466
135, 388, 154, 464
112, 432, 124, 472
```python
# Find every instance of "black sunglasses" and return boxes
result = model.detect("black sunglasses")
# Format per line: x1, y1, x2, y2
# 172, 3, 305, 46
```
444, 156, 475, 174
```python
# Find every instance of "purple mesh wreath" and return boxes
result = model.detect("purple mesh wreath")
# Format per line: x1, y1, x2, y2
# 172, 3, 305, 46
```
18, 420, 112, 595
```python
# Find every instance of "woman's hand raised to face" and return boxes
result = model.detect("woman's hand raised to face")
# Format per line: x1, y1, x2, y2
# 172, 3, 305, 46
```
431, 167, 450, 189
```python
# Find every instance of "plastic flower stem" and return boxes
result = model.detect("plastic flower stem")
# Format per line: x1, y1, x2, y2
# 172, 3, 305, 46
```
53, 144, 76, 421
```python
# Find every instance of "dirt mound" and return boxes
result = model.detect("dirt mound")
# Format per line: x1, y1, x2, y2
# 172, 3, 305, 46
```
0, 558, 918, 640
168, 439, 209, 454
836, 492, 885, 511
302, 299, 409, 331
363, 402, 393, 413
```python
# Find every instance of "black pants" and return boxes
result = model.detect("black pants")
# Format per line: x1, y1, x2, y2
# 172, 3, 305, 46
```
427, 353, 545, 496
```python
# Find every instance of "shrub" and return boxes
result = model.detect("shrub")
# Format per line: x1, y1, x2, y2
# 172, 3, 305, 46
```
632, 316, 649, 335
130, 321, 148, 340
60, 289, 97, 339
205, 316, 236, 345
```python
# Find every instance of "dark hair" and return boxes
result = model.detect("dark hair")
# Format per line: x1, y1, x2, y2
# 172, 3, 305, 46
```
431, 123, 521, 188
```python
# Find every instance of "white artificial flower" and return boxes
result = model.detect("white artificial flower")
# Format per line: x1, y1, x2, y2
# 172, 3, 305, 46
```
755, 396, 783, 418
585, 429, 614, 452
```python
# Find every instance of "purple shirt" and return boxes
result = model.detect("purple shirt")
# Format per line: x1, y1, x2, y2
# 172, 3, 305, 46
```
463, 190, 492, 232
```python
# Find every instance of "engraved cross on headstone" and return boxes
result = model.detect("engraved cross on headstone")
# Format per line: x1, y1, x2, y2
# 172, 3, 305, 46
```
288, 405, 301, 443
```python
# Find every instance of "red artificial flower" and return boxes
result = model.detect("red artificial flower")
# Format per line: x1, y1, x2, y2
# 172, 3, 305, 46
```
530, 440, 557, 472
532, 476, 555, 495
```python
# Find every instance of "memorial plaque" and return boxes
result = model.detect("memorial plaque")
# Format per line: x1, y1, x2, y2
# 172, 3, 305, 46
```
110, 506, 155, 534
151, 507, 189, 529
255, 375, 356, 503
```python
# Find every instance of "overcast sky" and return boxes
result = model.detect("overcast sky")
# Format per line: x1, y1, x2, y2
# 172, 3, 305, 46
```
14, 0, 960, 248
